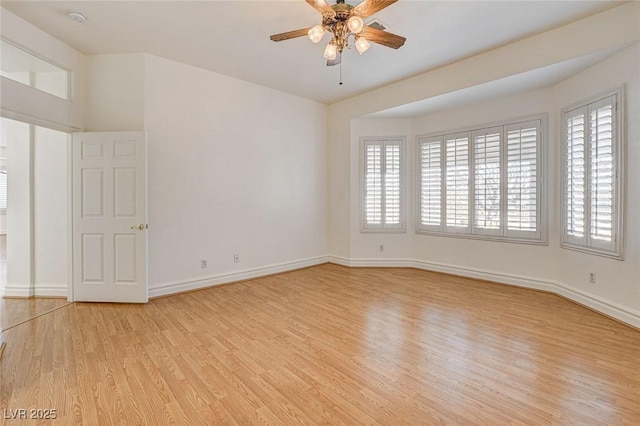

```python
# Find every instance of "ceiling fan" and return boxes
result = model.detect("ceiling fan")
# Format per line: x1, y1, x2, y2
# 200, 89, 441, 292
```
270, 0, 406, 66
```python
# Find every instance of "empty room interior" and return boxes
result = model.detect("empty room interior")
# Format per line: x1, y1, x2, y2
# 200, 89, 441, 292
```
0, 0, 639, 424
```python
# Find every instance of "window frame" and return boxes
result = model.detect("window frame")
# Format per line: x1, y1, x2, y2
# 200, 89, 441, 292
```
360, 136, 407, 233
561, 87, 624, 260
415, 115, 547, 245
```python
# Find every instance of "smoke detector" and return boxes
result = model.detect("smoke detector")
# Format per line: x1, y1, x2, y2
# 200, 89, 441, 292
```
67, 11, 87, 23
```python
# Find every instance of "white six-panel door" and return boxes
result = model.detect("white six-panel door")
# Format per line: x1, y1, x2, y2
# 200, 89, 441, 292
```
72, 132, 148, 303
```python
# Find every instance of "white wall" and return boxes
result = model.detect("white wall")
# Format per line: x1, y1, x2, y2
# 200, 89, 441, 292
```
349, 118, 413, 261
410, 88, 556, 281
1, 118, 70, 297
0, 8, 85, 131
142, 55, 327, 296
33, 126, 69, 296
2, 118, 32, 297
553, 43, 640, 313
84, 54, 145, 131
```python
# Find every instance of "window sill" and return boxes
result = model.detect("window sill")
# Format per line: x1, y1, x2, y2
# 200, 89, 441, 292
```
415, 229, 547, 246
560, 242, 623, 261
360, 228, 406, 234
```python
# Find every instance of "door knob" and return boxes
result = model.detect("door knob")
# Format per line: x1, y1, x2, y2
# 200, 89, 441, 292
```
130, 224, 146, 231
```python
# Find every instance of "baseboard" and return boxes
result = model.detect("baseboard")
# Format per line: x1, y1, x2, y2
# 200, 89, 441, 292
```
326, 256, 414, 268
327, 257, 640, 329
411, 259, 558, 293
2, 284, 67, 298
2, 285, 33, 298
551, 283, 640, 330
149, 255, 330, 299
33, 285, 68, 298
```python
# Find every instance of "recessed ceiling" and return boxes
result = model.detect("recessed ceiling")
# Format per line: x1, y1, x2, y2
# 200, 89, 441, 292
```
365, 46, 626, 119
0, 1, 624, 104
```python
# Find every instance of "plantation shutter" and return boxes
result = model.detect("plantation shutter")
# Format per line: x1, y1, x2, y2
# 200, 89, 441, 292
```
505, 121, 540, 238
444, 133, 470, 232
364, 143, 382, 226
472, 128, 501, 235
565, 107, 587, 245
0, 171, 6, 210
385, 143, 401, 226
418, 137, 442, 230
588, 96, 616, 252
362, 139, 404, 230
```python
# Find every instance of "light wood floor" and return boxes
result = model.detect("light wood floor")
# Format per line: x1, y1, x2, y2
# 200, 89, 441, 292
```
1, 264, 638, 425
1, 298, 71, 331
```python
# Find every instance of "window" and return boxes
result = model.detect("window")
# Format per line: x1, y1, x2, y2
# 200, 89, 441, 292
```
562, 89, 623, 259
0, 39, 70, 100
417, 117, 545, 243
361, 137, 405, 232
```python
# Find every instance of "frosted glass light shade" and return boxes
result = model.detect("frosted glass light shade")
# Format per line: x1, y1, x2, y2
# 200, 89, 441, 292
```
323, 43, 337, 60
308, 25, 325, 43
355, 37, 371, 55
347, 16, 365, 34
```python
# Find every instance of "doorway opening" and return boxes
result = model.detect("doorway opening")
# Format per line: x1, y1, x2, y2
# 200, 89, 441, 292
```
0, 117, 71, 331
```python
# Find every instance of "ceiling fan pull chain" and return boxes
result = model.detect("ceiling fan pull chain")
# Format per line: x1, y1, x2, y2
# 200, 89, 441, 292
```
339, 60, 343, 85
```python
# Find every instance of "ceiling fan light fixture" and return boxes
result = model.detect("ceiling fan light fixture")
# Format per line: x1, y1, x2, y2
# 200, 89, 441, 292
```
323, 42, 338, 61
308, 25, 325, 43
355, 36, 371, 55
347, 15, 364, 34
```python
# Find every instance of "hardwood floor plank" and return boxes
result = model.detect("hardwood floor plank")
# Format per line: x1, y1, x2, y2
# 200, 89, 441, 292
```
1, 264, 638, 424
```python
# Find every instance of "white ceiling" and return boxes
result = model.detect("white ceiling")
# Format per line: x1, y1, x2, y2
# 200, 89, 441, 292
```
1, 1, 624, 104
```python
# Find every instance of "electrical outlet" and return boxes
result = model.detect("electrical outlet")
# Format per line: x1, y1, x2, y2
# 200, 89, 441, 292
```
233, 254, 239, 263
379, 244, 384, 252
201, 259, 207, 268
589, 272, 596, 284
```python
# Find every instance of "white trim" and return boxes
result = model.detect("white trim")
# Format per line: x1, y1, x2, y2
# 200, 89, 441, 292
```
66, 134, 74, 302
149, 256, 329, 299
2, 284, 34, 298
326, 256, 414, 268
326, 257, 640, 329
2, 284, 66, 298
0, 108, 82, 133
34, 284, 67, 298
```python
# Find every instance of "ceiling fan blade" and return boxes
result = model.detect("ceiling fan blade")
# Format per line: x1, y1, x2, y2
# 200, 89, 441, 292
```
352, 0, 398, 18
327, 53, 341, 66
305, 0, 336, 17
360, 26, 406, 49
270, 27, 313, 42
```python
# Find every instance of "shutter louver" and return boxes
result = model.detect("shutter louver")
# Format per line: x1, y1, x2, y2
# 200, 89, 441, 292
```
385, 144, 401, 225
562, 92, 620, 257
474, 131, 501, 231
445, 135, 469, 230
419, 140, 442, 227
365, 144, 382, 225
362, 139, 404, 230
566, 112, 586, 239
506, 124, 538, 233
589, 103, 614, 243
0, 171, 6, 210
417, 117, 545, 243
